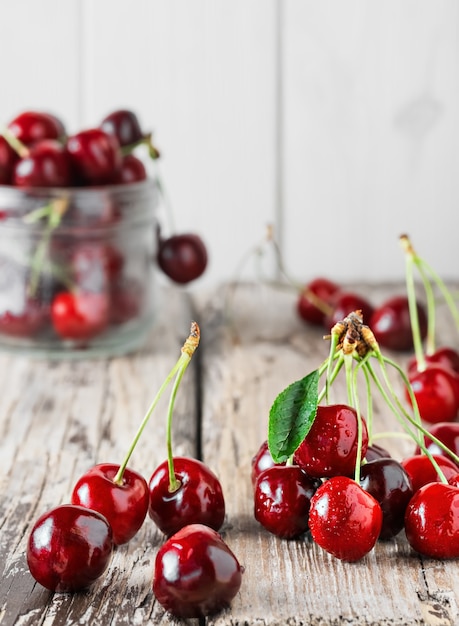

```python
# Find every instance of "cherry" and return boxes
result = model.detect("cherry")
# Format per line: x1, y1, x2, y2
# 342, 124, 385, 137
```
148, 456, 225, 536
116, 153, 147, 184
153, 523, 243, 618
157, 232, 208, 284
365, 442, 392, 462
66, 128, 121, 185
293, 404, 368, 479
0, 297, 49, 338
405, 482, 459, 558
0, 135, 19, 184
13, 139, 73, 188
401, 453, 459, 492
71, 463, 149, 545
309, 475, 382, 561
8, 110, 66, 146
324, 291, 374, 331
100, 109, 144, 147
408, 346, 459, 376
369, 295, 427, 351
406, 364, 459, 424
251, 439, 285, 489
359, 458, 413, 540
254, 465, 319, 539
110, 278, 143, 325
27, 504, 113, 592
51, 290, 109, 341
414, 422, 459, 463
296, 277, 340, 326
70, 243, 111, 292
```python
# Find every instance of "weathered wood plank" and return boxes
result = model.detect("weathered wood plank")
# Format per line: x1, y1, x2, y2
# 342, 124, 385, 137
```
0, 287, 200, 626
195, 281, 459, 626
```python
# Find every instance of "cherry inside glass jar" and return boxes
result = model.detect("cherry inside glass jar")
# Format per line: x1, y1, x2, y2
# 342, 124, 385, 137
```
0, 179, 158, 357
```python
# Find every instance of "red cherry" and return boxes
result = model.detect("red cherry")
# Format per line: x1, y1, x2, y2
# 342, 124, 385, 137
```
70, 243, 111, 292
13, 139, 73, 188
405, 482, 459, 558
359, 458, 413, 540
414, 422, 459, 463
254, 465, 319, 539
66, 128, 121, 185
324, 291, 374, 331
116, 153, 147, 184
408, 346, 459, 376
51, 291, 109, 340
71, 463, 149, 545
401, 454, 459, 492
0, 135, 19, 184
294, 404, 368, 478
369, 295, 427, 351
297, 277, 340, 326
0, 298, 49, 338
27, 504, 113, 592
406, 365, 459, 424
157, 233, 208, 284
309, 475, 383, 561
148, 457, 225, 536
100, 109, 144, 147
8, 110, 66, 146
250, 439, 285, 489
153, 523, 243, 618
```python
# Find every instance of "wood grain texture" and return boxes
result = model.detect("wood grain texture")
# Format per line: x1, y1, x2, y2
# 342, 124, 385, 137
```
0, 287, 200, 626
194, 281, 459, 626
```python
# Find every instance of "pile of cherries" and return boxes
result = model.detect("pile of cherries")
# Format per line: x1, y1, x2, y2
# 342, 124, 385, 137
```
253, 236, 459, 562
26, 322, 243, 618
0, 109, 208, 346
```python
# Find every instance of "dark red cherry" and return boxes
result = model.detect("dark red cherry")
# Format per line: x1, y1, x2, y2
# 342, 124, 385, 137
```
254, 465, 319, 539
100, 109, 144, 147
365, 443, 392, 462
148, 457, 225, 536
71, 463, 149, 545
27, 504, 113, 592
13, 139, 73, 188
324, 291, 374, 331
8, 110, 66, 146
405, 482, 459, 558
359, 458, 413, 540
66, 128, 121, 185
51, 290, 109, 341
297, 277, 340, 326
369, 295, 427, 351
153, 523, 243, 618
415, 422, 459, 464
401, 453, 459, 492
406, 365, 459, 424
251, 439, 285, 489
309, 475, 383, 561
157, 233, 208, 284
294, 404, 368, 478
0, 135, 19, 184
116, 153, 147, 184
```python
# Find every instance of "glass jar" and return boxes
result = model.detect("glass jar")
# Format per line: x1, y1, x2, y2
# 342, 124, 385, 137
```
0, 179, 158, 358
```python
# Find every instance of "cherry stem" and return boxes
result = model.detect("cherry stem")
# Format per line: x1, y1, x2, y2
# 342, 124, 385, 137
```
400, 235, 426, 371
349, 354, 365, 483
0, 125, 29, 158
113, 322, 200, 486
421, 257, 459, 333
24, 198, 69, 297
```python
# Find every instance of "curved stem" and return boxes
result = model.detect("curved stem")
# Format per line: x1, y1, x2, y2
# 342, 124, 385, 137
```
113, 322, 200, 485
400, 235, 426, 371
166, 361, 191, 492
421, 257, 459, 332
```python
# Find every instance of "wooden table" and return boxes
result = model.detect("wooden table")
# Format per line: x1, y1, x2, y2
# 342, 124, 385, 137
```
1, 282, 459, 626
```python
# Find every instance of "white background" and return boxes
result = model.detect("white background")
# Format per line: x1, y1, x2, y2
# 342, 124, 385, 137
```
1, 0, 458, 289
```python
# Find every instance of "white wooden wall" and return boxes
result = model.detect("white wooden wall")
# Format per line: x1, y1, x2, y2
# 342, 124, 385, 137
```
1, 0, 458, 289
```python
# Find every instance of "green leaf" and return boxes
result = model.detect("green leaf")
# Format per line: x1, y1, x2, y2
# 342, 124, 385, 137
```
268, 369, 319, 463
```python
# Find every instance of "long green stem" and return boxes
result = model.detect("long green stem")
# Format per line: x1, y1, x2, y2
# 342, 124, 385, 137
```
113, 322, 200, 485
166, 363, 191, 492
400, 235, 426, 371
